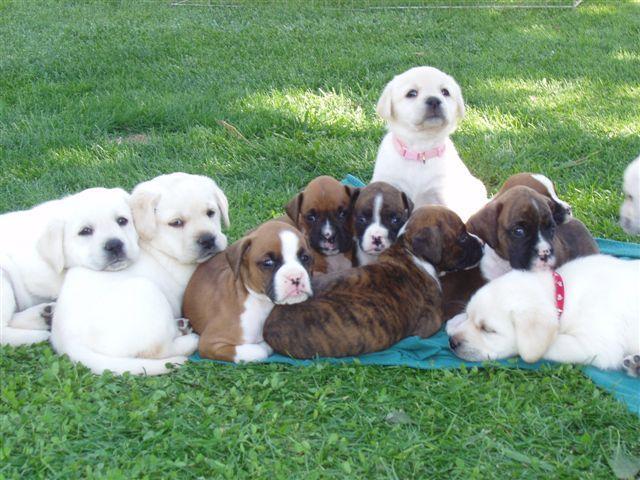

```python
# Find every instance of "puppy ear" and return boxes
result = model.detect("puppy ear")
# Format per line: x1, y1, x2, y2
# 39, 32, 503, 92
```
345, 185, 360, 207
546, 197, 569, 225
36, 220, 66, 274
401, 192, 414, 216
285, 193, 303, 226
376, 80, 394, 121
129, 190, 161, 240
411, 226, 442, 265
466, 200, 502, 249
225, 237, 252, 280
512, 308, 559, 363
212, 183, 230, 228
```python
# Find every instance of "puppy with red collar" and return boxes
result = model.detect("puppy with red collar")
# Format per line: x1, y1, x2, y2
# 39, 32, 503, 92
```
284, 176, 358, 274
183, 220, 313, 362
263, 206, 483, 359
353, 181, 414, 266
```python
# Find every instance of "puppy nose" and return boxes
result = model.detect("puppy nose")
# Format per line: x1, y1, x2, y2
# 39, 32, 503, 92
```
289, 276, 301, 286
425, 96, 442, 108
449, 336, 460, 350
104, 238, 124, 254
323, 232, 336, 241
538, 247, 552, 259
372, 236, 383, 246
197, 234, 217, 250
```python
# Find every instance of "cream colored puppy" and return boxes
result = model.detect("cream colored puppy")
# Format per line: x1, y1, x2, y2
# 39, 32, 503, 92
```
51, 173, 230, 376
446, 255, 640, 375
1, 188, 139, 346
620, 155, 640, 235
371, 66, 488, 222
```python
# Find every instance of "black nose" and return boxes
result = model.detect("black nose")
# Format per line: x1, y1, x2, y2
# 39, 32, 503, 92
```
198, 234, 216, 250
449, 337, 460, 350
372, 236, 383, 246
323, 232, 336, 242
426, 96, 442, 108
104, 238, 124, 255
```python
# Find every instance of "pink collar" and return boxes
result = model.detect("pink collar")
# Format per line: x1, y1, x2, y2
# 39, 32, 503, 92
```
552, 270, 565, 318
392, 135, 446, 163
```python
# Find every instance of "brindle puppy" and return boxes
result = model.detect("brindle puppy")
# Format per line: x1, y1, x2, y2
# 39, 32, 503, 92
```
263, 206, 483, 359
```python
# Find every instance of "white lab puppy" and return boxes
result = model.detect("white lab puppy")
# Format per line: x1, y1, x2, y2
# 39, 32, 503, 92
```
371, 66, 488, 222
51, 173, 230, 376
446, 255, 640, 375
620, 155, 640, 235
1, 188, 139, 346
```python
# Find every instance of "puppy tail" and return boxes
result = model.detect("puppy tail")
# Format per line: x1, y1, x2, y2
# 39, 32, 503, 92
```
0, 326, 50, 346
63, 344, 187, 376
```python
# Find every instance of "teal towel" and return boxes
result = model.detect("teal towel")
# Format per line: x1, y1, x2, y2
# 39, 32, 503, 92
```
191, 175, 640, 416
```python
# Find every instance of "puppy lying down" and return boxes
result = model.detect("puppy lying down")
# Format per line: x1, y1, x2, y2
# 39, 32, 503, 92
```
447, 255, 640, 376
263, 206, 483, 359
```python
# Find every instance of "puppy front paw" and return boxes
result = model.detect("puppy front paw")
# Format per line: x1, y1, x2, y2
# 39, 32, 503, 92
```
176, 318, 193, 336
234, 343, 270, 363
622, 354, 640, 377
41, 303, 55, 330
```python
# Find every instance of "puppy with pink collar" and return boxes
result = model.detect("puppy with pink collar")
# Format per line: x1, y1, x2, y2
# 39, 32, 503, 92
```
372, 66, 488, 222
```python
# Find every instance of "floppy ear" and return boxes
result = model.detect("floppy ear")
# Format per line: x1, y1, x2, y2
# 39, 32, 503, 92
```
129, 190, 161, 240
512, 308, 559, 363
225, 237, 252, 280
285, 192, 303, 226
411, 226, 442, 265
376, 79, 395, 121
401, 192, 414, 216
212, 183, 230, 228
36, 220, 65, 274
345, 185, 360, 207
546, 197, 569, 225
466, 200, 502, 249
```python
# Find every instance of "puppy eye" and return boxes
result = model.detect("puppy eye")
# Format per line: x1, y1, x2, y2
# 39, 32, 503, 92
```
337, 209, 347, 220
261, 258, 275, 269
390, 215, 400, 225
406, 89, 418, 98
356, 215, 368, 224
511, 226, 526, 238
206, 209, 216, 218
441, 88, 450, 97
480, 324, 495, 334
306, 212, 317, 222
169, 219, 185, 228
627, 194, 634, 201
458, 232, 469, 244
299, 252, 311, 264
78, 227, 93, 236
116, 217, 129, 227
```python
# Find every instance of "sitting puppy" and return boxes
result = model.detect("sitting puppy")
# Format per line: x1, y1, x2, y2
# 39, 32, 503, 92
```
1, 187, 137, 346
353, 181, 413, 266
283, 176, 358, 274
371, 66, 488, 222
467, 185, 598, 281
183, 220, 313, 363
263, 206, 484, 359
51, 173, 229, 375
620, 155, 640, 235
447, 255, 640, 376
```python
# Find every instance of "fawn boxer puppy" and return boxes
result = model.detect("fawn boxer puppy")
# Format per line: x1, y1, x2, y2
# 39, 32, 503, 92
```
283, 176, 358, 274
263, 206, 483, 359
353, 181, 414, 266
183, 220, 313, 363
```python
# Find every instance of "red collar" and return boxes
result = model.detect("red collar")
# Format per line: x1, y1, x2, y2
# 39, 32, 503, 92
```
552, 270, 565, 318
392, 135, 446, 163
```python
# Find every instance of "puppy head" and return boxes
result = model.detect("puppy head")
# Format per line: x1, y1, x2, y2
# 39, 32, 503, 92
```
467, 186, 559, 272
377, 66, 465, 140
130, 173, 229, 264
354, 182, 413, 256
497, 172, 572, 224
620, 156, 640, 235
226, 221, 313, 305
400, 205, 483, 272
285, 176, 357, 256
37, 187, 140, 273
447, 270, 559, 363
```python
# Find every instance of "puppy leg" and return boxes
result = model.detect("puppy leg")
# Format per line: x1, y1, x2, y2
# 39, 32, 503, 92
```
164, 333, 199, 357
11, 303, 55, 331
1, 278, 50, 346
622, 355, 640, 377
234, 343, 270, 363
258, 341, 273, 356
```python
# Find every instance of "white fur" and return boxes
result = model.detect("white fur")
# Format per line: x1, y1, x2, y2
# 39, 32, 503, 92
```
50, 173, 229, 376
273, 230, 312, 305
531, 173, 572, 218
411, 254, 439, 288
357, 194, 391, 267
447, 255, 640, 372
530, 232, 555, 271
0, 188, 138, 346
371, 66, 488, 222
620, 155, 640, 235
479, 245, 512, 281
234, 290, 274, 363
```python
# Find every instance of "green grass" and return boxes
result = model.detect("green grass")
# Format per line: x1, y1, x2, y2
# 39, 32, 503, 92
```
1, 0, 639, 477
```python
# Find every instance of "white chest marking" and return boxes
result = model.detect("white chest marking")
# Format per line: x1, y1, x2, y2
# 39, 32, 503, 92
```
480, 245, 512, 281
239, 290, 274, 344
411, 254, 440, 289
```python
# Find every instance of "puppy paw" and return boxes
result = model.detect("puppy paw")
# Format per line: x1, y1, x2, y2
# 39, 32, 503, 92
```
234, 343, 270, 363
41, 303, 55, 330
622, 354, 640, 378
176, 318, 193, 336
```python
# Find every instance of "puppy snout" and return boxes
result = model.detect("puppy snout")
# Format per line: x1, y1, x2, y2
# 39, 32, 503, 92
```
323, 231, 336, 242
538, 246, 553, 260
372, 235, 383, 247
425, 96, 442, 108
449, 336, 461, 350
104, 238, 124, 255
197, 233, 217, 250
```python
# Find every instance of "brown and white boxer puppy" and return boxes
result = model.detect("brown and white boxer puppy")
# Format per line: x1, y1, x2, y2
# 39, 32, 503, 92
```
353, 181, 414, 266
183, 220, 314, 363
283, 176, 358, 274
263, 206, 483, 359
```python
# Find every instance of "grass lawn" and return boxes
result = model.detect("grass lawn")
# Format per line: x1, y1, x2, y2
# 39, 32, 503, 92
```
1, 0, 639, 477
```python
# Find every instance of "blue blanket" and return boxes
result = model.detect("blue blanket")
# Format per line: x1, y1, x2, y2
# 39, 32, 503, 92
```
191, 175, 640, 415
